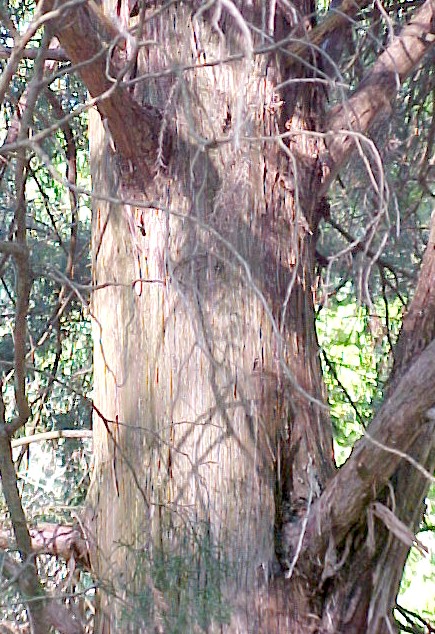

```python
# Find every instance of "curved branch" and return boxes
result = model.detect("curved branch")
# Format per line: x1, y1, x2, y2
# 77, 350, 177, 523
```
296, 335, 435, 566
40, 0, 168, 186
295, 212, 435, 565
321, 0, 435, 193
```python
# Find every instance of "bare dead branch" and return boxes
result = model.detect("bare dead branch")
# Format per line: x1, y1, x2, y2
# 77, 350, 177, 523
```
10, 429, 92, 448
371, 502, 427, 555
0, 44, 68, 61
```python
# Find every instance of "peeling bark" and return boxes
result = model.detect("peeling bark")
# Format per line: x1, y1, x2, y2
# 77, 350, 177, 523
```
40, 0, 435, 631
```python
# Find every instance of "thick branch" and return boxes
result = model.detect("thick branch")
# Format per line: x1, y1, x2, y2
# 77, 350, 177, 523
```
296, 335, 435, 566
0, 241, 27, 257
360, 217, 435, 630
294, 214, 435, 566
0, 429, 34, 563
4, 168, 31, 440
9, 244, 31, 435
390, 210, 435, 384
321, 0, 435, 192
284, 0, 371, 63
40, 0, 165, 185
0, 412, 47, 631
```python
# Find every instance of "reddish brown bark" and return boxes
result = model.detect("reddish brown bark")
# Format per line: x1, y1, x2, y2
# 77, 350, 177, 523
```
34, 0, 435, 632
41, 0, 165, 182
0, 524, 89, 568
323, 0, 435, 192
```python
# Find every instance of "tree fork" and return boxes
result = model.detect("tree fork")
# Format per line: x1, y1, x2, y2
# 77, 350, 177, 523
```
35, 0, 435, 631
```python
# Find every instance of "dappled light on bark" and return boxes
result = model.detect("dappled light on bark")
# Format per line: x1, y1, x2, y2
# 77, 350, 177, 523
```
0, 0, 434, 631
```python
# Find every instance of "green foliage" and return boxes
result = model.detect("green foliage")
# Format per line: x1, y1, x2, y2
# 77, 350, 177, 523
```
317, 287, 435, 631
0, 9, 93, 623
123, 527, 231, 633
397, 488, 435, 629
317, 282, 402, 464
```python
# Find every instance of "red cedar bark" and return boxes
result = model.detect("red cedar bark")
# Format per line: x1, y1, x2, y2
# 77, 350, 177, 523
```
42, 0, 435, 631
86, 2, 334, 628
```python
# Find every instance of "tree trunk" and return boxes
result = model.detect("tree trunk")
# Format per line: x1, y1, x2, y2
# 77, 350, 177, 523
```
86, 2, 336, 630
45, 0, 434, 631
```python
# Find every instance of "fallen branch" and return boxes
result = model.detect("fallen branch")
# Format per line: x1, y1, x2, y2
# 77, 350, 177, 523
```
0, 524, 90, 569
